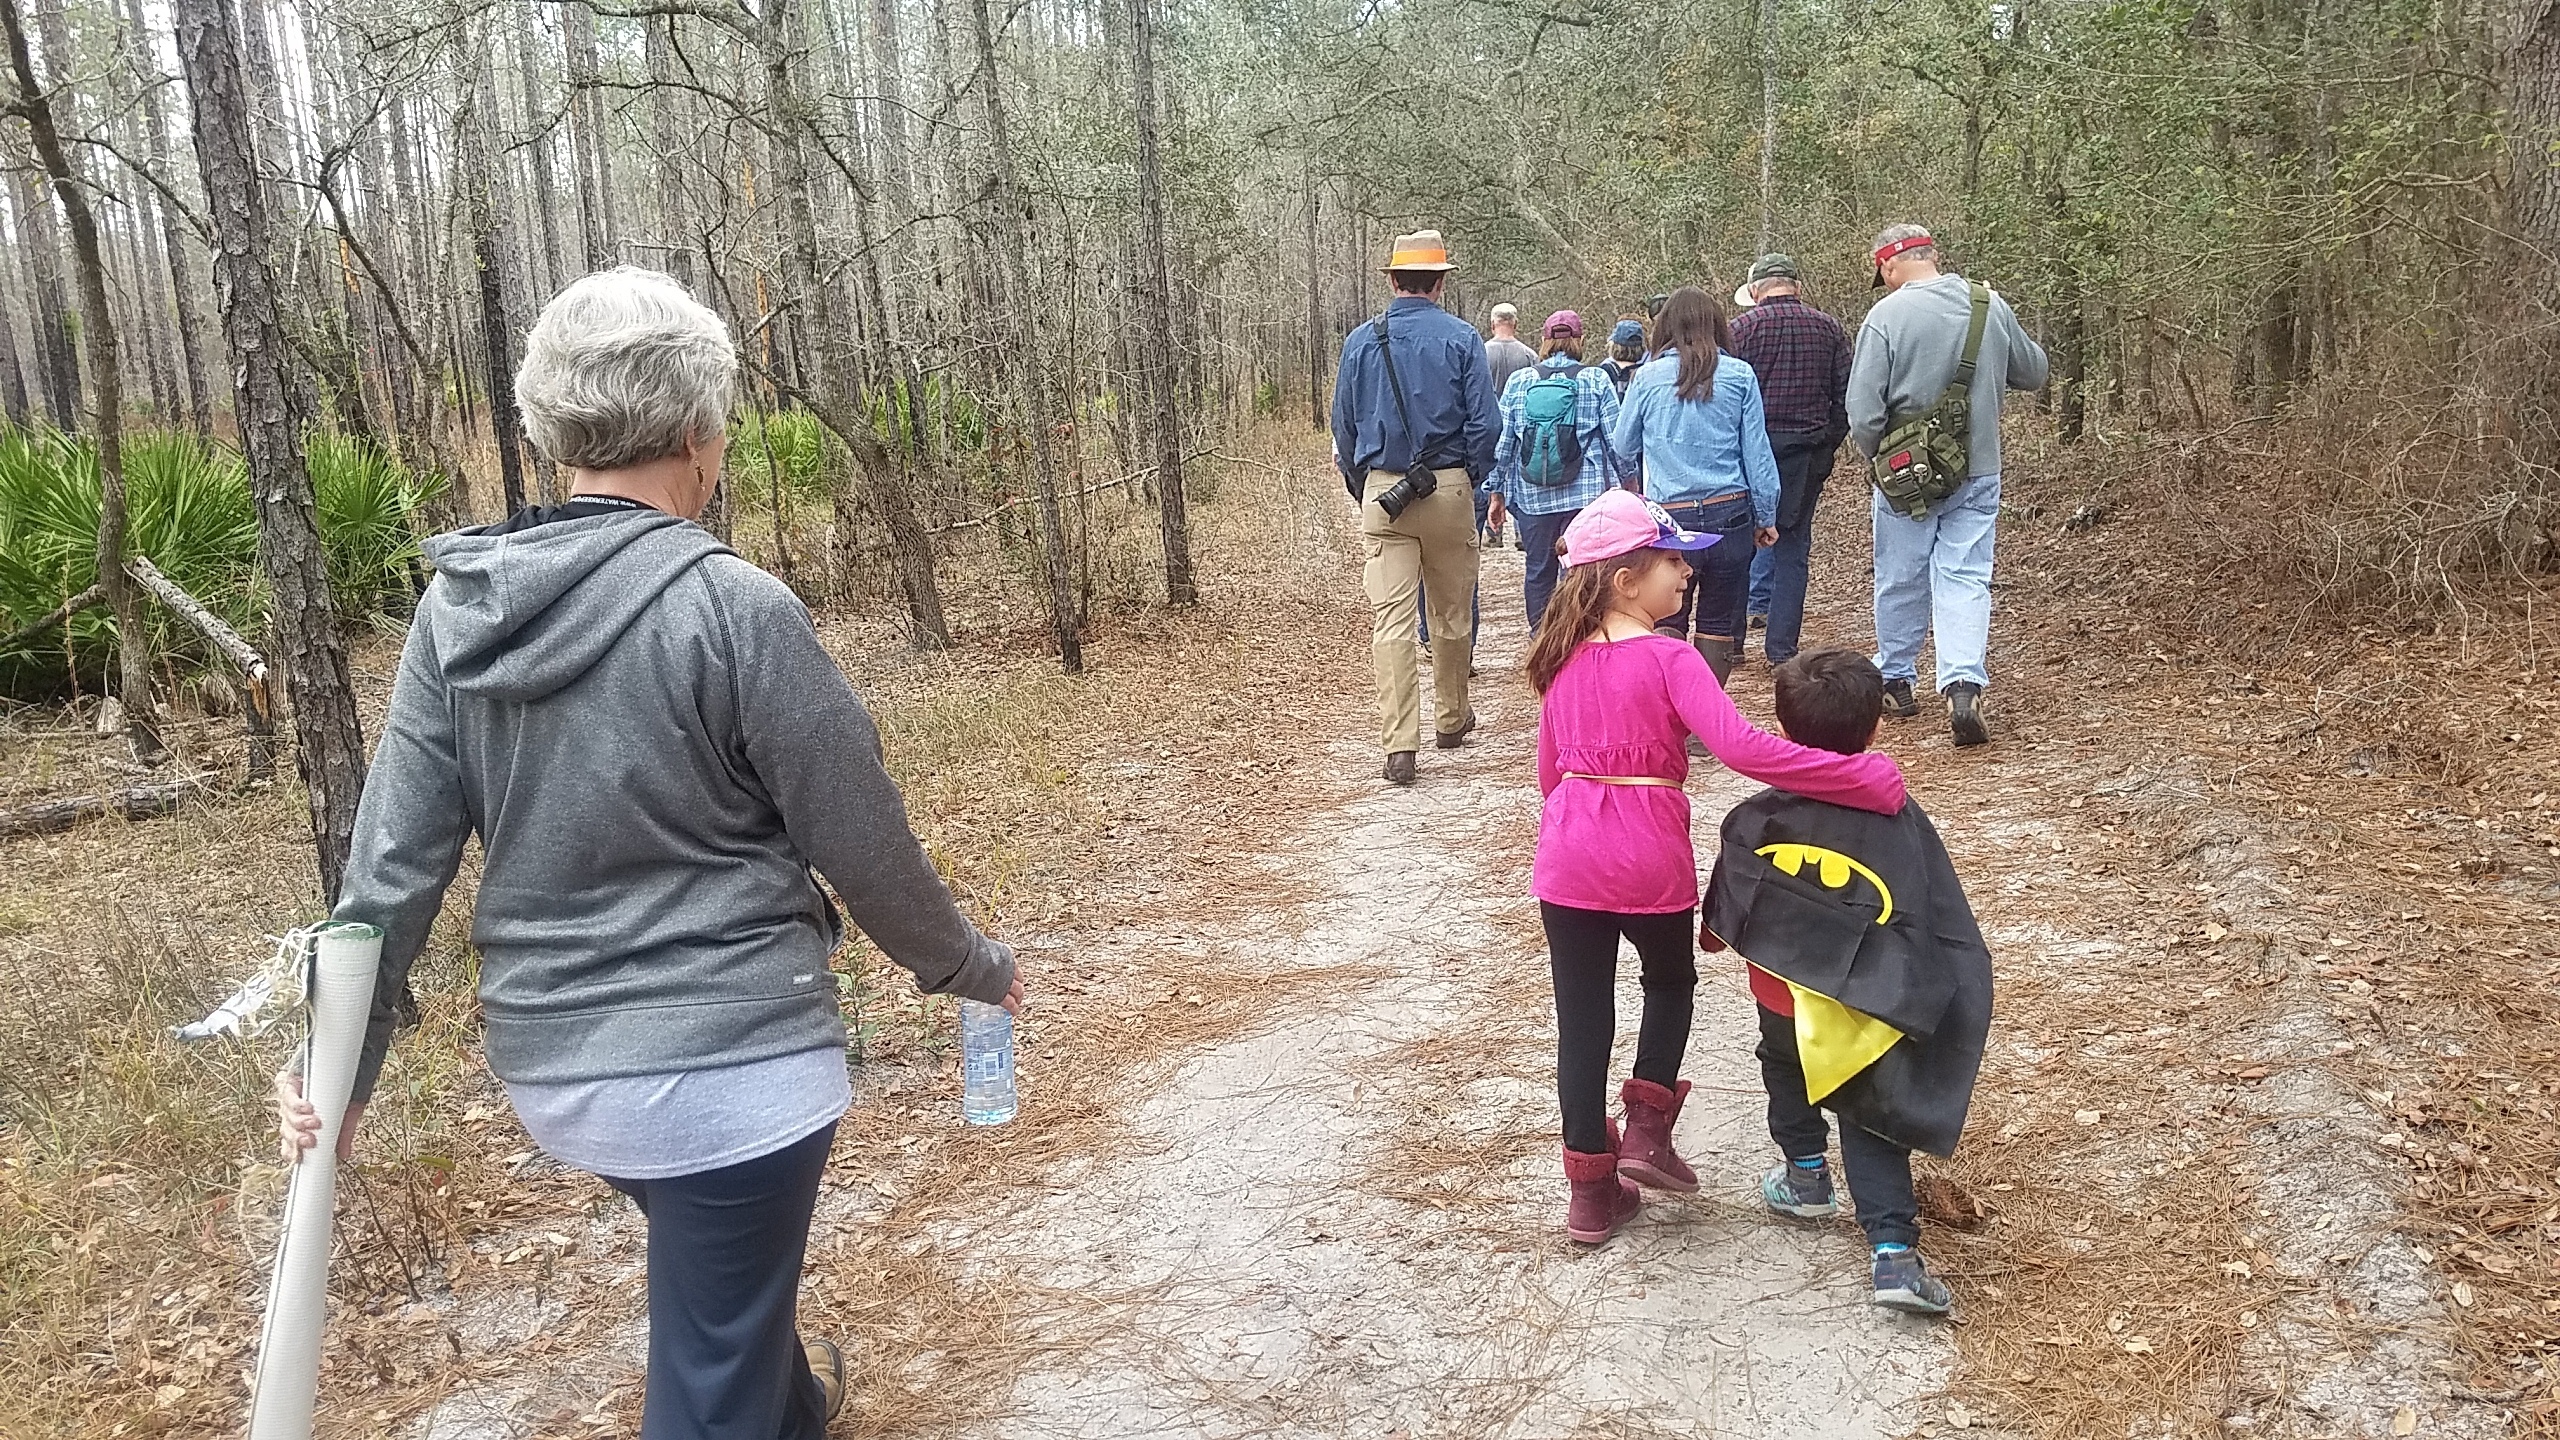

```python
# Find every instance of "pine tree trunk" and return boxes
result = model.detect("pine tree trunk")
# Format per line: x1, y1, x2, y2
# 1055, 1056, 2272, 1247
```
174, 0, 368, 899
760, 0, 949, 646
514, 1, 566, 297
461, 52, 530, 516
1305, 161, 1322, 429
2, 0, 159, 763
971, 0, 1080, 671
1128, 0, 1194, 604
564, 0, 615, 270
121, 0, 213, 438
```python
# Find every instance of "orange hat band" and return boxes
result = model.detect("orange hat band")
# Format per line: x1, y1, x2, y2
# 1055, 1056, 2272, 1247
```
1388, 245, 1450, 268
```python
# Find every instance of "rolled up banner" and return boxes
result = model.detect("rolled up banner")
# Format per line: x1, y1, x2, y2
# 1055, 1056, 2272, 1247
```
247, 922, 381, 1440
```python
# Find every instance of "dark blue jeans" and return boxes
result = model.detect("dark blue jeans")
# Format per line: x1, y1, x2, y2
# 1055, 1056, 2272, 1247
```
604, 1123, 836, 1440
1519, 505, 1581, 633
1762, 442, 1831, 664
1656, 494, 1755, 641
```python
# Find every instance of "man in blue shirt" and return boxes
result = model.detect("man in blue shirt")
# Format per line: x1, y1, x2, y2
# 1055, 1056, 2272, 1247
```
1330, 229, 1499, 787
1484, 310, 1633, 629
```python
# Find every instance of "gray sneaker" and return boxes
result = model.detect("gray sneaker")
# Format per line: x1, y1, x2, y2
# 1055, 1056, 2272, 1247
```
1881, 678, 1919, 719
1870, 1247, 1954, 1315
1761, 1160, 1838, 1219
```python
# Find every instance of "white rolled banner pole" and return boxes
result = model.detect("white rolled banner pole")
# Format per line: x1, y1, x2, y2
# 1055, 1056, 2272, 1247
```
247, 922, 381, 1440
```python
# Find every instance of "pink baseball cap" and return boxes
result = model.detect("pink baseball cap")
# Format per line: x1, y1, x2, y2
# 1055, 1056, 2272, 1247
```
1560, 490, 1722, 566
1543, 309, 1584, 339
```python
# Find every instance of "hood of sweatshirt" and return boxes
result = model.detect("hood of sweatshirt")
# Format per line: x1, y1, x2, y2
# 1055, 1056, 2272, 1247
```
417, 511, 732, 702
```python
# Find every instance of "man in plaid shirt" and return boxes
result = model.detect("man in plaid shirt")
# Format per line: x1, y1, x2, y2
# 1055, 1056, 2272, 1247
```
1483, 310, 1634, 628
1728, 254, 1851, 667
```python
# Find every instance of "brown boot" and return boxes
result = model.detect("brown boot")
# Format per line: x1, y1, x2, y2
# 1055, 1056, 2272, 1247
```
1382, 751, 1417, 785
1435, 709, 1478, 749
1616, 1077, 1698, 1192
1562, 1121, 1643, 1244
805, 1336, 846, 1422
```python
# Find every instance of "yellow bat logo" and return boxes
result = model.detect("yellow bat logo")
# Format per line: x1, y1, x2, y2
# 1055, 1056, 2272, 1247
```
1757, 843, 1894, 924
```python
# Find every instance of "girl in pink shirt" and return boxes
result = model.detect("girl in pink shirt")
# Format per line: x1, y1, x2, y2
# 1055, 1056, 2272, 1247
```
1526, 491, 1907, 1243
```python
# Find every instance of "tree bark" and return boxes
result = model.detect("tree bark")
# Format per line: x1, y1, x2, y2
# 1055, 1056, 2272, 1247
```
173, 0, 368, 901
1305, 160, 1323, 429
3, 0, 160, 763
2505, 0, 2560, 447
760, 0, 950, 646
971, 0, 1080, 672
1128, 0, 1195, 604
1758, 0, 1779, 251
461, 53, 530, 516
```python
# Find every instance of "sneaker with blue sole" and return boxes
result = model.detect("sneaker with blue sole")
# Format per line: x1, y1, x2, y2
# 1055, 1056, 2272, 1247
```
1870, 1247, 1954, 1315
1761, 1160, 1838, 1219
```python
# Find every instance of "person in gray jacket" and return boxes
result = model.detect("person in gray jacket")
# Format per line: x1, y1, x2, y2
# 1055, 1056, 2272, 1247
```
272, 266, 1022, 1439
1848, 225, 2048, 748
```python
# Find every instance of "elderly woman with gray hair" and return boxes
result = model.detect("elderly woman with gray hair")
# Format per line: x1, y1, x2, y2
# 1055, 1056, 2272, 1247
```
272, 266, 1022, 1437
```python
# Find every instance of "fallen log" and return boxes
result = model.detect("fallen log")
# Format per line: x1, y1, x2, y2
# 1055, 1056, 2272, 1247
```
0, 583, 106, 653
127, 556, 276, 781
0, 774, 213, 839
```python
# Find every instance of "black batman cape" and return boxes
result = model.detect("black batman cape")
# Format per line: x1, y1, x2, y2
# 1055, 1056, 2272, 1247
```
1703, 792, 1992, 1157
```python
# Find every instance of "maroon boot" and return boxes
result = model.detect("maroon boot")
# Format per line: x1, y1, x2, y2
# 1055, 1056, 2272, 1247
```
1617, 1077, 1698, 1193
1563, 1120, 1643, 1244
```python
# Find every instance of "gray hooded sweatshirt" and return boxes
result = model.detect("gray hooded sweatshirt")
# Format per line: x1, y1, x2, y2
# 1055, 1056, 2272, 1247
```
335, 508, 1014, 1103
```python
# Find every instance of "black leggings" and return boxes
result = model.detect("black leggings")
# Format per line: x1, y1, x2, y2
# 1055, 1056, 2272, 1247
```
1542, 901, 1699, 1154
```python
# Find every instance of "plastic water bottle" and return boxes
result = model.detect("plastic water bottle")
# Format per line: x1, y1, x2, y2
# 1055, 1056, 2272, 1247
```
960, 999, 1017, 1125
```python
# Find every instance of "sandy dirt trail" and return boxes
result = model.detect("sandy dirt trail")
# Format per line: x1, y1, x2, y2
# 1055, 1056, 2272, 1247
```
950, 546, 1953, 1438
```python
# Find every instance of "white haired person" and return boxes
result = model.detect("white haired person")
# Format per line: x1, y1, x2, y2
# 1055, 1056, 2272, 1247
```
1849, 225, 2048, 747
272, 267, 1024, 1438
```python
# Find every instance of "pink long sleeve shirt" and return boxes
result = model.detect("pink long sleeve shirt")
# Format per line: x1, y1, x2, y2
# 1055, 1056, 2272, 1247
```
1534, 634, 1908, 914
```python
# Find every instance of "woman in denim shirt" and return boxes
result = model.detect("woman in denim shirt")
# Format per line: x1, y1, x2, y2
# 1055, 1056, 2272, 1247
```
1609, 286, 1780, 685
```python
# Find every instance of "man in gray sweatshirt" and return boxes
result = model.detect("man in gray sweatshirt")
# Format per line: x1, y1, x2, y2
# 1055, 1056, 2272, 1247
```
1847, 224, 2049, 748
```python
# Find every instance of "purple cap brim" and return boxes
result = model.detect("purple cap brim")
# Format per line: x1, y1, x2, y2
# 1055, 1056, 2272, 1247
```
1656, 531, 1722, 551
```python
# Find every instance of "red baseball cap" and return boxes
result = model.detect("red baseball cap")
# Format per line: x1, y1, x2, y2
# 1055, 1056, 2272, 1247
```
1543, 310, 1584, 339
1872, 230, 1935, 287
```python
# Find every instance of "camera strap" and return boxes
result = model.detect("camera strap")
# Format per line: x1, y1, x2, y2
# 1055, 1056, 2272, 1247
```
1372, 309, 1432, 477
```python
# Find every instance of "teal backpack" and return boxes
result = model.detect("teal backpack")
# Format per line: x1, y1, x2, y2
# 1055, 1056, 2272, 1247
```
1520, 365, 1587, 487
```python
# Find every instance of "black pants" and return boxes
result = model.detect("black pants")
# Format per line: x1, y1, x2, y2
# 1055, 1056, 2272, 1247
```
604, 1123, 836, 1440
1543, 902, 1698, 1154
1754, 1006, 1918, 1248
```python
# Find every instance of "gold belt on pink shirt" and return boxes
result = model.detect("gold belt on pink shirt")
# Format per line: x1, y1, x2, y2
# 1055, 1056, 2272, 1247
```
1561, 772, 1682, 788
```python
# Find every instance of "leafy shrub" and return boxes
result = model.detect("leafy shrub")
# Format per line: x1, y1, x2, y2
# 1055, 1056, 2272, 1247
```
0, 425, 440, 699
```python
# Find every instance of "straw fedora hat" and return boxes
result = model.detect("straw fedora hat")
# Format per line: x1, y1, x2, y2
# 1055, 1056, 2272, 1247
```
1382, 229, 1459, 273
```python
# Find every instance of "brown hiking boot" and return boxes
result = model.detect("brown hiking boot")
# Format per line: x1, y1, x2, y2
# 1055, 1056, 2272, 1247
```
1382, 751, 1417, 785
1435, 710, 1478, 749
805, 1337, 846, 1422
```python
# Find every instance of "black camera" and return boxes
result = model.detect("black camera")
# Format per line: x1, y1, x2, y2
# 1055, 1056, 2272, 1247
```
1373, 461, 1440, 520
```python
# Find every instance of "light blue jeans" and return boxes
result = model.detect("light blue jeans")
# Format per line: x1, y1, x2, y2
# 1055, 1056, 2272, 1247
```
1871, 472, 1998, 692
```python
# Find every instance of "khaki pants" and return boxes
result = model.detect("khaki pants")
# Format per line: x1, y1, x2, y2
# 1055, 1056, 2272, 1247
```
1360, 468, 1478, 753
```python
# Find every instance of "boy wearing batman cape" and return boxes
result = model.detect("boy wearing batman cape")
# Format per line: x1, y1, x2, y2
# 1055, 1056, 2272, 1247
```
1702, 650, 1993, 1315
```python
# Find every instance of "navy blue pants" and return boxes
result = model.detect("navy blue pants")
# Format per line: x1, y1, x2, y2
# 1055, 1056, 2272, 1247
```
1755, 1007, 1917, 1247
1518, 506, 1581, 633
1760, 442, 1832, 665
1657, 494, 1757, 642
604, 1123, 836, 1440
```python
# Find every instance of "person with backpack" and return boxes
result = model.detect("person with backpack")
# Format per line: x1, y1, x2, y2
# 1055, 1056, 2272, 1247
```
1607, 286, 1780, 687
1849, 225, 2048, 748
1331, 229, 1500, 786
1599, 319, 1648, 399
1484, 311, 1632, 630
